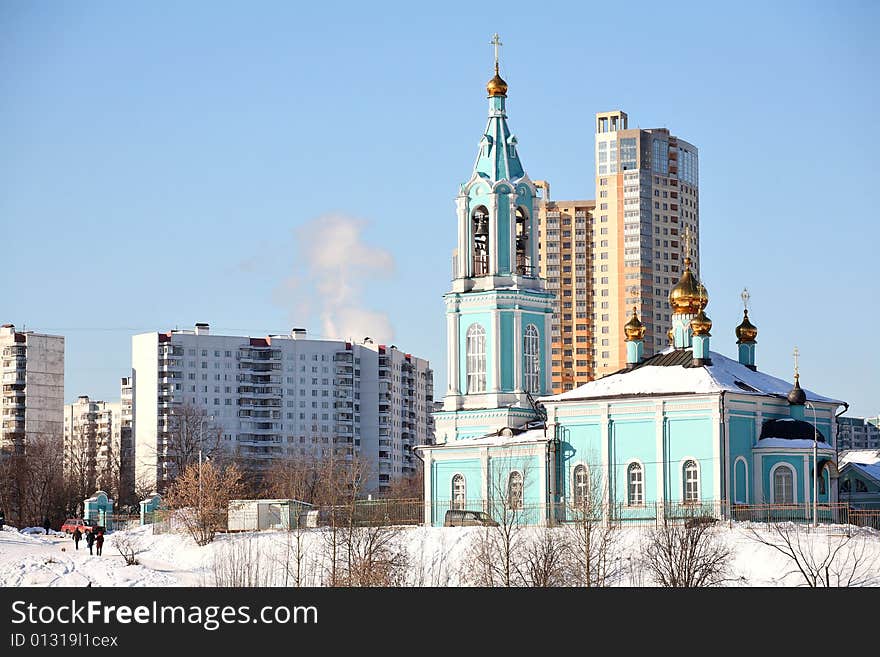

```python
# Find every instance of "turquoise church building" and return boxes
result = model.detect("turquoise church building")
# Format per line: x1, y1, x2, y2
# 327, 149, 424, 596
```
416, 52, 848, 527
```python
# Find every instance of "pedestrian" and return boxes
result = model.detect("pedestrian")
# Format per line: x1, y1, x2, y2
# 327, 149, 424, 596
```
72, 528, 82, 550
95, 530, 104, 556
42, 517, 51, 535
85, 529, 95, 555
0, 508, 5, 532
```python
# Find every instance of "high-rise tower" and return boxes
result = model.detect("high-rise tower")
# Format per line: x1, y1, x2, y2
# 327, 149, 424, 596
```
434, 41, 554, 444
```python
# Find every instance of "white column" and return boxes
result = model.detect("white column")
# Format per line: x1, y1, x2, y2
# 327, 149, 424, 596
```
481, 451, 490, 512
543, 311, 552, 394
423, 451, 433, 525
456, 195, 468, 278
490, 311, 501, 393
723, 403, 731, 510
712, 403, 722, 502
509, 196, 517, 275
447, 309, 460, 395
802, 454, 810, 509
513, 309, 522, 392
488, 195, 498, 276
601, 405, 611, 523
655, 401, 665, 515
754, 453, 763, 503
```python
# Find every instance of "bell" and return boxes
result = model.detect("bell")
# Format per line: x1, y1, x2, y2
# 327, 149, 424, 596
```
473, 214, 489, 237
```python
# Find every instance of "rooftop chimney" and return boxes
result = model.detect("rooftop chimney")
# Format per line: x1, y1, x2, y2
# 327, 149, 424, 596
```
194, 323, 210, 335
291, 328, 307, 340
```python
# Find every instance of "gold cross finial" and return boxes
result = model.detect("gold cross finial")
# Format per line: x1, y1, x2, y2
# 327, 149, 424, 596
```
490, 33, 502, 73
741, 287, 750, 311
793, 346, 800, 379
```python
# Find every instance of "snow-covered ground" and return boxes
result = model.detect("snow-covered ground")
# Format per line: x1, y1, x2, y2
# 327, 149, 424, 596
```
1, 521, 879, 587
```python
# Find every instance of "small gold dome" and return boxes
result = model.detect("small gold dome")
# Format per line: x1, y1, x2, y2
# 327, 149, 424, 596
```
667, 327, 674, 345
487, 65, 508, 97
624, 307, 646, 341
668, 258, 707, 314
735, 309, 758, 343
690, 309, 712, 336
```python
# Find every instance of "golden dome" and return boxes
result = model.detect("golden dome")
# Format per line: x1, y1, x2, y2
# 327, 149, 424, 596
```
487, 64, 508, 97
690, 309, 712, 336
735, 309, 758, 343
623, 307, 646, 341
667, 327, 674, 345
668, 258, 707, 314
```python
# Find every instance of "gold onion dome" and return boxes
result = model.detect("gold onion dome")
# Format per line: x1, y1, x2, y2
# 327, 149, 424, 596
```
736, 309, 758, 343
668, 258, 708, 314
624, 307, 646, 341
487, 64, 508, 97
690, 309, 712, 336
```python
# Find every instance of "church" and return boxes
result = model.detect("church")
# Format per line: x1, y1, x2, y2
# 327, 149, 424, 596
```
416, 48, 847, 527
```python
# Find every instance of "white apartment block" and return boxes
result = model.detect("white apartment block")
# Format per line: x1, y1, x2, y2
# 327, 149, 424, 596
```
132, 324, 434, 493
838, 416, 880, 451
1, 324, 64, 453
63, 395, 121, 494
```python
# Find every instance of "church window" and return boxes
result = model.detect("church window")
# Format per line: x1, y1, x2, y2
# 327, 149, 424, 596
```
683, 460, 699, 502
772, 464, 795, 504
856, 479, 868, 493
471, 206, 490, 276
452, 474, 466, 510
523, 324, 540, 393
466, 324, 487, 394
507, 471, 523, 510
573, 465, 588, 507
627, 462, 643, 505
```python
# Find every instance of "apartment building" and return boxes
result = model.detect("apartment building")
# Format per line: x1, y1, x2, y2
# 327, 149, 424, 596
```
0, 324, 64, 453
838, 415, 880, 451
63, 395, 121, 495
593, 110, 700, 377
535, 189, 598, 391
132, 324, 433, 493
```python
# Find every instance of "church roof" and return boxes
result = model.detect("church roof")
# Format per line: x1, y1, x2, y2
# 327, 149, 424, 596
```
470, 100, 524, 184
540, 348, 844, 405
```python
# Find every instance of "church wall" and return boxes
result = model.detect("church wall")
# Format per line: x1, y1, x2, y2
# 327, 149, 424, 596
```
610, 419, 656, 509
431, 457, 484, 525
496, 192, 511, 273
500, 313, 514, 390
729, 414, 755, 503
521, 311, 547, 394
487, 453, 544, 525
457, 312, 493, 393
556, 421, 604, 504
665, 415, 715, 503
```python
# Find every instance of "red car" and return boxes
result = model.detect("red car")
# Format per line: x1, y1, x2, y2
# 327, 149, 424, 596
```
60, 518, 102, 535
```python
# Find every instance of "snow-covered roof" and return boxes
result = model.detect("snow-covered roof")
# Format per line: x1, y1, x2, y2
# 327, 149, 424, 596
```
541, 348, 844, 405
843, 462, 880, 485
754, 438, 834, 450
839, 450, 880, 466
426, 427, 549, 449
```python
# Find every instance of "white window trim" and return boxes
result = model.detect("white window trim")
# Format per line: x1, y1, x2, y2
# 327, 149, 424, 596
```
523, 323, 540, 393
769, 462, 797, 505
679, 456, 700, 504
625, 459, 645, 507
507, 470, 524, 510
465, 323, 487, 394
733, 456, 749, 504
451, 473, 466, 510
571, 462, 589, 506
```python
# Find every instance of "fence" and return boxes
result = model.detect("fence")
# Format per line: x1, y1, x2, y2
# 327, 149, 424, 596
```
140, 499, 880, 534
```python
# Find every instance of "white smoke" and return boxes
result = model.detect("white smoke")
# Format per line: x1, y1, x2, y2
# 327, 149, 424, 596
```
274, 214, 396, 343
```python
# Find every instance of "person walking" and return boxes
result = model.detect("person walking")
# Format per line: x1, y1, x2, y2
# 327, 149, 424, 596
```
42, 517, 51, 535
85, 529, 95, 555
95, 530, 104, 556
0, 509, 5, 532
72, 528, 82, 550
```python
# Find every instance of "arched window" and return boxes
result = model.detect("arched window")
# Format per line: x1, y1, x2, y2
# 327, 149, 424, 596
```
523, 324, 540, 393
818, 468, 826, 495
507, 471, 523, 510
856, 479, 868, 493
471, 206, 490, 276
452, 474, 466, 510
573, 465, 588, 507
465, 324, 486, 393
515, 207, 530, 275
772, 464, 795, 504
683, 460, 699, 503
627, 462, 643, 506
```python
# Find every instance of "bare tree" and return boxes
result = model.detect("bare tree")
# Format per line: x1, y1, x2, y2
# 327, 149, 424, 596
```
746, 523, 880, 587
0, 435, 67, 527
564, 463, 621, 587
209, 536, 279, 586
642, 517, 733, 587
463, 460, 534, 587
264, 455, 326, 504
338, 524, 409, 586
161, 403, 223, 484
517, 528, 571, 587
165, 460, 246, 546
114, 532, 145, 566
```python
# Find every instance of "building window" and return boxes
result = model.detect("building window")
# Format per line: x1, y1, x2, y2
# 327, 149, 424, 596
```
507, 471, 523, 510
523, 324, 540, 393
627, 462, 643, 506
466, 324, 487, 393
772, 465, 795, 504
573, 464, 588, 507
452, 474, 466, 510
683, 460, 699, 503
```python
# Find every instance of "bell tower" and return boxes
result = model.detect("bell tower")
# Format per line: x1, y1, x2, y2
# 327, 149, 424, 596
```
434, 36, 554, 444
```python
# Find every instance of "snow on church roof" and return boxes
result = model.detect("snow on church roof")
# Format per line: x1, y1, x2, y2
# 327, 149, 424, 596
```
541, 348, 844, 405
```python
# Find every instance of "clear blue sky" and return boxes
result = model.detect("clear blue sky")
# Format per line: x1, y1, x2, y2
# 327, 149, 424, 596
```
2, 1, 877, 418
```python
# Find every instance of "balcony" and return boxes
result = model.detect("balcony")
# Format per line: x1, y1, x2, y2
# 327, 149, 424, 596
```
333, 353, 353, 363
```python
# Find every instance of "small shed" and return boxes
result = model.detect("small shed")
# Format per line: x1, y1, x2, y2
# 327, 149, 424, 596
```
227, 498, 312, 532
140, 493, 162, 525
84, 490, 114, 531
